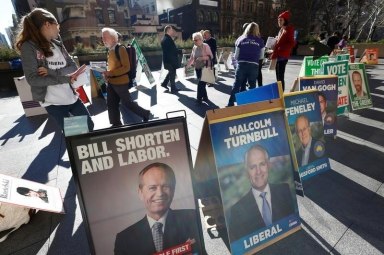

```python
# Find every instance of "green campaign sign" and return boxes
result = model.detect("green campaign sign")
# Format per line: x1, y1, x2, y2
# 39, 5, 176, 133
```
348, 63, 373, 111
300, 56, 329, 77
131, 38, 155, 84
322, 60, 349, 115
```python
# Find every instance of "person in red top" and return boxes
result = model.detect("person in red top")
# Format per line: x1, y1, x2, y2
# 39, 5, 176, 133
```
271, 10, 295, 92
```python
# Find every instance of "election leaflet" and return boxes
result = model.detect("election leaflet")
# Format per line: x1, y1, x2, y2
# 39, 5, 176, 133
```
284, 91, 331, 181
0, 174, 64, 213
348, 63, 373, 110
299, 75, 338, 136
203, 100, 301, 254
65, 118, 204, 255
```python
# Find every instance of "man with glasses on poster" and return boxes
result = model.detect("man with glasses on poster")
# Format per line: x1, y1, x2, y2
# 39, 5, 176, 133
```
295, 114, 325, 167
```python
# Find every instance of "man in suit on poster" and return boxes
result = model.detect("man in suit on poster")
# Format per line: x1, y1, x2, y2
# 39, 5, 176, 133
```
351, 71, 367, 99
295, 114, 325, 167
228, 145, 295, 242
114, 162, 202, 255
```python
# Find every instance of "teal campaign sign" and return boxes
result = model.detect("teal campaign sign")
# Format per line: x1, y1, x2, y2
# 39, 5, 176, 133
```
131, 38, 155, 84
322, 60, 349, 115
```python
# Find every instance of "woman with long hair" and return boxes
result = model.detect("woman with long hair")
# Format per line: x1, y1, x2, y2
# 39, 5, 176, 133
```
15, 8, 94, 131
227, 22, 265, 107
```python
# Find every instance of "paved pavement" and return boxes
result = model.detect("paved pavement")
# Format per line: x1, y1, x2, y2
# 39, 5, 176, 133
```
1, 56, 384, 255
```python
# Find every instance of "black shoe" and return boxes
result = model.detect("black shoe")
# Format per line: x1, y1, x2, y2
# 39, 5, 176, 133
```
143, 111, 151, 122
195, 99, 202, 104
110, 123, 122, 128
161, 83, 169, 89
203, 97, 209, 102
171, 88, 180, 93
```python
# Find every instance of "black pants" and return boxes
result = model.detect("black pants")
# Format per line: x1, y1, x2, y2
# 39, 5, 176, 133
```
162, 65, 177, 91
275, 59, 288, 91
258, 59, 263, 86
107, 83, 149, 125
195, 68, 208, 101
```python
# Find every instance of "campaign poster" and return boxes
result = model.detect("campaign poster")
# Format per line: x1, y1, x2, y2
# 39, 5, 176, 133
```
131, 38, 155, 85
300, 56, 329, 77
0, 174, 64, 213
284, 91, 331, 181
236, 82, 282, 106
299, 75, 338, 136
360, 48, 379, 65
322, 60, 349, 115
348, 63, 373, 110
336, 54, 350, 62
208, 106, 301, 254
66, 118, 204, 255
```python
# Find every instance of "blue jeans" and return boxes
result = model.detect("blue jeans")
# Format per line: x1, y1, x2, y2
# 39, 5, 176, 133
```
227, 62, 259, 106
45, 99, 94, 131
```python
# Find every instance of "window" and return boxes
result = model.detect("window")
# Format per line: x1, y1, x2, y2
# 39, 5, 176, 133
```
108, 10, 116, 24
206, 11, 211, 23
226, 0, 232, 11
248, 1, 254, 12
213, 12, 219, 23
197, 10, 204, 23
75, 36, 82, 43
90, 36, 97, 49
95, 9, 104, 24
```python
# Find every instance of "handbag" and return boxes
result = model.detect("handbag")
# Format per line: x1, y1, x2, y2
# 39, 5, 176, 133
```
201, 66, 216, 84
200, 53, 216, 84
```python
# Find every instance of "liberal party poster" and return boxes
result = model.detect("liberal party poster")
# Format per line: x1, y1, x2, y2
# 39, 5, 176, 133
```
207, 105, 300, 254
322, 60, 349, 115
284, 91, 331, 181
299, 75, 338, 136
66, 118, 204, 255
348, 63, 373, 111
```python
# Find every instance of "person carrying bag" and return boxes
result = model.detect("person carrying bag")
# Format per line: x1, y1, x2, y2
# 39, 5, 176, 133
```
186, 32, 213, 104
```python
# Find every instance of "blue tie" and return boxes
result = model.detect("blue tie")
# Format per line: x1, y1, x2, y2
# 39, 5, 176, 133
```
260, 192, 272, 226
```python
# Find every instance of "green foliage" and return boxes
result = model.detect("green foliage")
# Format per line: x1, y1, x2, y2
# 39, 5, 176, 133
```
0, 46, 20, 61
217, 36, 236, 47
71, 43, 106, 56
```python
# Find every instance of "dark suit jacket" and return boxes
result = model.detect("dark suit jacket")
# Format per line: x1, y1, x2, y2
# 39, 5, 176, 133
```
228, 183, 295, 242
296, 138, 324, 167
114, 209, 203, 255
161, 34, 180, 70
204, 37, 217, 64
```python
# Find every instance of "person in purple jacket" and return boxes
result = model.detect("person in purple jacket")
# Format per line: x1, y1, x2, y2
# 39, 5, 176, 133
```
227, 22, 265, 107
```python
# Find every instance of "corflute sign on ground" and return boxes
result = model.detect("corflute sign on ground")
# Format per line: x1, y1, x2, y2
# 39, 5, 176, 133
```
66, 118, 204, 255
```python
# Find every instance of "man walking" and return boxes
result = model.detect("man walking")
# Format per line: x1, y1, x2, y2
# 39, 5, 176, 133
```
161, 25, 181, 93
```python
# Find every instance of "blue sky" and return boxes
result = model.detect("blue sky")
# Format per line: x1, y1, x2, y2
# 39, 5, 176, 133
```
1, 1, 15, 46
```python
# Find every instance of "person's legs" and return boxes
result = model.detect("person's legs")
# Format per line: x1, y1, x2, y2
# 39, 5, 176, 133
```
275, 59, 288, 91
247, 63, 258, 89
227, 63, 247, 106
258, 59, 263, 87
45, 105, 70, 130
161, 72, 170, 88
168, 67, 178, 92
195, 68, 203, 101
107, 84, 122, 126
113, 84, 150, 121
68, 99, 94, 131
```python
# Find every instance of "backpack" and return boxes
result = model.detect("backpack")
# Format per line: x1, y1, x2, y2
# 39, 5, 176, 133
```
114, 43, 137, 81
